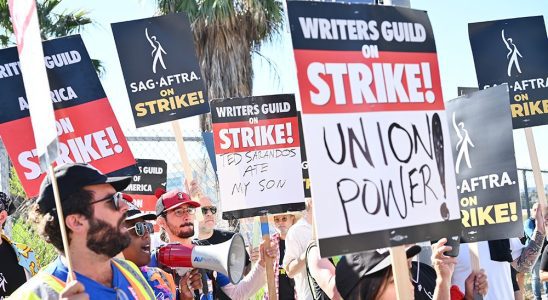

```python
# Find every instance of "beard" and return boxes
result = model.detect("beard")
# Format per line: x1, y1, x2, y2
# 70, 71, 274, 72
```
87, 215, 131, 257
168, 221, 194, 239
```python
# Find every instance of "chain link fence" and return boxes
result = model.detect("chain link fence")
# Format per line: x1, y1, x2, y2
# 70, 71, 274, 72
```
0, 123, 226, 264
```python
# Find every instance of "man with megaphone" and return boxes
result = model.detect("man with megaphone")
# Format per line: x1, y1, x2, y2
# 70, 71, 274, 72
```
120, 194, 203, 300
151, 189, 276, 299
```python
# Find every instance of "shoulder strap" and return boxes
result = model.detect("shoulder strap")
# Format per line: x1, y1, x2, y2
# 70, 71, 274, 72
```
113, 258, 156, 299
305, 241, 321, 300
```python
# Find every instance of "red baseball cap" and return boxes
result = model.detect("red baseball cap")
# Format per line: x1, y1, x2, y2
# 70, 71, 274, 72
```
155, 189, 200, 216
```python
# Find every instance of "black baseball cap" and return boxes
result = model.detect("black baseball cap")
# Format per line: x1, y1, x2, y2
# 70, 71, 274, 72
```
335, 245, 421, 298
123, 194, 156, 221
37, 163, 132, 213
0, 192, 14, 215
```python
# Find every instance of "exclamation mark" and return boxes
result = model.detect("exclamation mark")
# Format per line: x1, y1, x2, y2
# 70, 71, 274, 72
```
106, 127, 123, 153
286, 122, 294, 144
509, 202, 518, 222
421, 62, 435, 103
198, 91, 204, 103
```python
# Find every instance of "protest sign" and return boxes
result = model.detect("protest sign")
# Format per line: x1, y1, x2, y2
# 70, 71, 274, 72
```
9, 0, 58, 170
288, 2, 461, 256
211, 94, 306, 219
469, 16, 548, 129
0, 35, 136, 197
124, 159, 167, 213
112, 13, 209, 128
447, 85, 522, 242
298, 113, 311, 198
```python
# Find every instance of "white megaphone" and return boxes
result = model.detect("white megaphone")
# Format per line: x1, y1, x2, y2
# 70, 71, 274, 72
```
158, 233, 246, 284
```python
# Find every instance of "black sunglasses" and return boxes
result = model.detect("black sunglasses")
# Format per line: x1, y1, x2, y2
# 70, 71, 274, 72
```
90, 192, 123, 210
201, 206, 217, 215
127, 222, 154, 237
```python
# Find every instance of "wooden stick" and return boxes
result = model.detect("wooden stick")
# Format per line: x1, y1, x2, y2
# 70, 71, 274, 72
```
390, 245, 412, 300
260, 215, 277, 300
49, 165, 75, 281
171, 121, 203, 221
468, 242, 483, 300
524, 128, 547, 207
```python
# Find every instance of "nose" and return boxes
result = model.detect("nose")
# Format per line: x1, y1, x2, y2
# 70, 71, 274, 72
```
118, 198, 129, 213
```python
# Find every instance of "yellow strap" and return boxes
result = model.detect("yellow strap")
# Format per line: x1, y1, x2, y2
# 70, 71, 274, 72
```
39, 272, 66, 292
112, 260, 153, 300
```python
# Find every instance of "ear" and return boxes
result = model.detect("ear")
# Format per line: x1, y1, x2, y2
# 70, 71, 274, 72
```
0, 210, 7, 226
156, 215, 166, 229
65, 214, 87, 233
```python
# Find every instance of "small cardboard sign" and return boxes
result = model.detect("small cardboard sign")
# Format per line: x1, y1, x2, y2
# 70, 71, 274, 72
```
211, 94, 306, 219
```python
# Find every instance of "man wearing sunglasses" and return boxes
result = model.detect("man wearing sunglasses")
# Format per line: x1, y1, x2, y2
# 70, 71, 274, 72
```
121, 195, 202, 300
11, 163, 156, 299
189, 181, 252, 300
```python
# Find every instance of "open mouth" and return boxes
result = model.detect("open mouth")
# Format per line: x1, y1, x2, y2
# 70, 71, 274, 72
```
141, 244, 150, 254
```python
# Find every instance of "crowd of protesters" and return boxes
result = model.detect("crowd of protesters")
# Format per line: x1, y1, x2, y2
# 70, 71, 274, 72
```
1, 162, 548, 299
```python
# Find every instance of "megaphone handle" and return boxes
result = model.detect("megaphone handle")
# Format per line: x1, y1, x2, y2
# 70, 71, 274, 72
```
260, 215, 278, 300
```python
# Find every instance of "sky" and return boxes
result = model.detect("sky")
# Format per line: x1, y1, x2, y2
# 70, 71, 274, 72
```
55, 0, 548, 173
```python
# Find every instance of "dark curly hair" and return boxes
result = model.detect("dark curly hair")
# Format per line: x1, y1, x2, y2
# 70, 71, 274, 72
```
29, 189, 95, 253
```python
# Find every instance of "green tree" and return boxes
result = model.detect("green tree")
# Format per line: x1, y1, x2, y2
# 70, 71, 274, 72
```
154, 0, 284, 130
0, 0, 104, 74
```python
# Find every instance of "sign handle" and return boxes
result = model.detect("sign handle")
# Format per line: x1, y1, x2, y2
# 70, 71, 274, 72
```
171, 121, 204, 220
49, 165, 76, 281
260, 215, 278, 300
468, 242, 483, 300
524, 128, 547, 206
390, 245, 412, 300
171, 121, 194, 183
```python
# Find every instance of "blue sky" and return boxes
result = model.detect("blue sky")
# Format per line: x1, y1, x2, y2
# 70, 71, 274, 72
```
56, 0, 548, 172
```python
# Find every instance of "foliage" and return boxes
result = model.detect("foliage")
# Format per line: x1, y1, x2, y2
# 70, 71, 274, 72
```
154, 0, 284, 130
8, 166, 24, 200
11, 215, 58, 267
0, 0, 103, 75
8, 167, 58, 266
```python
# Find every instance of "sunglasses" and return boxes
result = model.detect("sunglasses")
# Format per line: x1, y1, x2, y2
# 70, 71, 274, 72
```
274, 215, 291, 223
90, 192, 123, 210
201, 206, 217, 215
127, 222, 154, 237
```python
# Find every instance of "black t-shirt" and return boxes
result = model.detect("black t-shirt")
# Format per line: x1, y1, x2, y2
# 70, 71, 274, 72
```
411, 262, 437, 300
198, 229, 251, 300
0, 241, 27, 298
202, 229, 235, 245
278, 239, 295, 300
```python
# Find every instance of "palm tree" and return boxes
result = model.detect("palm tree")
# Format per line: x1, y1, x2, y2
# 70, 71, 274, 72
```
154, 0, 284, 131
0, 0, 103, 74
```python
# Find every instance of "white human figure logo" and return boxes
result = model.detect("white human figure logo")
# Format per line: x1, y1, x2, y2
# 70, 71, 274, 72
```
452, 112, 475, 174
0, 273, 7, 292
145, 28, 167, 74
502, 29, 523, 77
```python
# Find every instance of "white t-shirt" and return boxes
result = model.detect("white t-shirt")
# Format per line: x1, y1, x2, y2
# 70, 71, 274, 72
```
282, 218, 313, 300
453, 239, 524, 300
